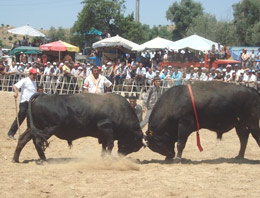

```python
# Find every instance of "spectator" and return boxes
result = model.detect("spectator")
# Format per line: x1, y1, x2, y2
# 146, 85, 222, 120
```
145, 67, 156, 86
83, 66, 112, 94
214, 70, 224, 81
140, 76, 162, 129
171, 67, 183, 85
128, 95, 143, 123
7, 68, 38, 140
104, 61, 114, 82
114, 61, 126, 88
135, 62, 146, 92
241, 48, 250, 69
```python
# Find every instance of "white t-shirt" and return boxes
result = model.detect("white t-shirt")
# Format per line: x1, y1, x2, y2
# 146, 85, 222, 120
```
83, 74, 112, 93
15, 77, 37, 103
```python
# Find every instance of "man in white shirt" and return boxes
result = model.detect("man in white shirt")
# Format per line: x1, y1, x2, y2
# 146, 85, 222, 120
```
83, 66, 112, 94
7, 68, 38, 140
145, 68, 156, 86
135, 62, 146, 92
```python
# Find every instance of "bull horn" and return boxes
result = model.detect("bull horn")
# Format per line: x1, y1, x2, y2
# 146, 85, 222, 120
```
142, 138, 148, 147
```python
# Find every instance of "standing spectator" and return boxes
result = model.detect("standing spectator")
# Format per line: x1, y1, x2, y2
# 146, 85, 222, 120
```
124, 63, 134, 97
128, 96, 143, 123
255, 70, 260, 93
43, 62, 52, 94
140, 76, 162, 129
76, 66, 84, 92
209, 44, 217, 69
256, 48, 260, 70
83, 66, 112, 94
249, 50, 256, 69
7, 68, 38, 140
241, 48, 250, 69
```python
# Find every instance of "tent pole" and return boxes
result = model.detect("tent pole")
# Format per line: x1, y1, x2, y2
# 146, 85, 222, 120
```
59, 51, 60, 62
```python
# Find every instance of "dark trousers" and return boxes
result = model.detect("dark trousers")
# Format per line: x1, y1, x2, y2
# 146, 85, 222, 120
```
8, 101, 29, 136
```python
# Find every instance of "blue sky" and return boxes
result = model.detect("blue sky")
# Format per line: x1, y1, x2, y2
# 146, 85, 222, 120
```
0, 0, 241, 30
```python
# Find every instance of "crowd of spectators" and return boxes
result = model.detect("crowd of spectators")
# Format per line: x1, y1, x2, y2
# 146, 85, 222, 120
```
1, 45, 260, 95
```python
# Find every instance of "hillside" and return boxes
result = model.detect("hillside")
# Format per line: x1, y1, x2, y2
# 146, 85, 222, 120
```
0, 25, 70, 49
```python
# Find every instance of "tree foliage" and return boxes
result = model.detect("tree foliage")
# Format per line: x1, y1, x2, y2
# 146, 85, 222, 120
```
166, 0, 203, 40
72, 0, 172, 48
186, 14, 238, 46
48, 26, 68, 42
72, 0, 126, 48
233, 0, 260, 45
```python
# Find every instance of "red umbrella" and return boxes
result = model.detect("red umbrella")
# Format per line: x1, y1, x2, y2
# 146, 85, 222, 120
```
40, 40, 79, 61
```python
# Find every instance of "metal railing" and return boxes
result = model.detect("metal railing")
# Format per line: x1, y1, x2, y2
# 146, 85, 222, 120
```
1, 74, 258, 98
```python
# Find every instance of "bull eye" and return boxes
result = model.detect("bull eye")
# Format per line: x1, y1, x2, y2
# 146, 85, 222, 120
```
149, 130, 153, 136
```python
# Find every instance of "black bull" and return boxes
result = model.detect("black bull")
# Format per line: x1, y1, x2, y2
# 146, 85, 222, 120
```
13, 93, 144, 162
145, 81, 260, 160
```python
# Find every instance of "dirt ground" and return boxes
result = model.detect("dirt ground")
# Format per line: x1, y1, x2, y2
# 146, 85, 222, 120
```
1, 92, 260, 198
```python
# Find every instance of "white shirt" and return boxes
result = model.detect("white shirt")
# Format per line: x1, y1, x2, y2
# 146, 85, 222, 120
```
136, 67, 146, 76
44, 67, 51, 75
146, 71, 156, 80
83, 74, 112, 93
15, 77, 37, 103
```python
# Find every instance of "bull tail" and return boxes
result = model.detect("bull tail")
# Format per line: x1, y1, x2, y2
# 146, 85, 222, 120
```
28, 93, 49, 148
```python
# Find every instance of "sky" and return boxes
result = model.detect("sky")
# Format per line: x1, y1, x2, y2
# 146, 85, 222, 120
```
0, 0, 241, 30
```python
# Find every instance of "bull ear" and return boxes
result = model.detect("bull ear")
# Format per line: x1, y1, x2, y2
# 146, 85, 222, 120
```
146, 130, 153, 136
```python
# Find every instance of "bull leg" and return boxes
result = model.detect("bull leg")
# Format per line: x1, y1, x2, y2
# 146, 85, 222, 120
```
175, 119, 193, 162
235, 125, 249, 159
97, 119, 114, 156
13, 128, 33, 163
32, 137, 47, 161
247, 118, 260, 147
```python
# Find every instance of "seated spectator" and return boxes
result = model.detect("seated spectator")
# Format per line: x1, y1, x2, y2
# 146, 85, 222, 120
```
114, 61, 126, 86
145, 68, 156, 86
214, 70, 224, 81
171, 67, 183, 86
135, 62, 146, 92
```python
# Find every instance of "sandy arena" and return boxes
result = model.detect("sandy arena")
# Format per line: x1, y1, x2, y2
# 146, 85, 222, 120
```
0, 92, 260, 198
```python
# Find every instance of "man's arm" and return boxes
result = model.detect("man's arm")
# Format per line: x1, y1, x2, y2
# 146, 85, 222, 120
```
13, 85, 19, 99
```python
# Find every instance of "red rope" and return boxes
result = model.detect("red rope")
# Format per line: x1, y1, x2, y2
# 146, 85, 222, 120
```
187, 84, 203, 152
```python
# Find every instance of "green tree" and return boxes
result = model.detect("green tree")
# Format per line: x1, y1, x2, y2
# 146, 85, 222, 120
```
115, 13, 149, 44
186, 14, 238, 45
166, 0, 203, 40
72, 0, 126, 48
8, 36, 13, 41
233, 0, 260, 45
48, 26, 68, 42
0, 40, 3, 47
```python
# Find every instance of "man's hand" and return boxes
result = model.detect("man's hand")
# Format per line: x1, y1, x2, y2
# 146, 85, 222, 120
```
14, 92, 18, 99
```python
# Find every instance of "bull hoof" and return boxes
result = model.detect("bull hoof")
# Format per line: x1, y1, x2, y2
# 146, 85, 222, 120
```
174, 157, 182, 163
12, 159, 19, 163
235, 155, 244, 160
165, 157, 174, 163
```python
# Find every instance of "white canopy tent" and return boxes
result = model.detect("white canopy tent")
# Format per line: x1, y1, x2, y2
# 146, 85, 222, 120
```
169, 34, 219, 51
132, 36, 176, 51
8, 24, 46, 37
92, 35, 140, 51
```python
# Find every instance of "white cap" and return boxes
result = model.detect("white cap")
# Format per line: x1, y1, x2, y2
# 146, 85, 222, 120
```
78, 66, 83, 70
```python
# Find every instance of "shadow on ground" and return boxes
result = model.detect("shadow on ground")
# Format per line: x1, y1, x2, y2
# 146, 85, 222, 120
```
140, 157, 260, 165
